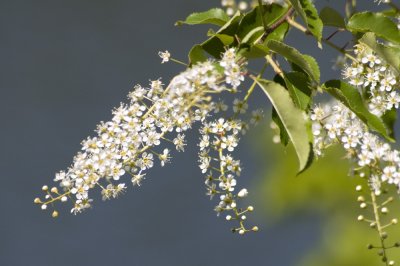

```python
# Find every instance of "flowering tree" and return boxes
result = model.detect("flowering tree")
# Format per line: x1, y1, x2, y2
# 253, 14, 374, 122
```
34, 0, 400, 264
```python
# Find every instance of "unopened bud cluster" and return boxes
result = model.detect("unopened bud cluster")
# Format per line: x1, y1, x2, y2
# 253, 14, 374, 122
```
356, 184, 399, 265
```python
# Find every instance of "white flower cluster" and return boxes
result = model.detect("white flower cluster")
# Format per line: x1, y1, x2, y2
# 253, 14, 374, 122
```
343, 44, 400, 116
311, 101, 400, 195
35, 49, 246, 216
198, 105, 262, 234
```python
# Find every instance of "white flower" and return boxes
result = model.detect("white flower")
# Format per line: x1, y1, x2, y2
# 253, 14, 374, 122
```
173, 134, 186, 152
158, 50, 170, 64
221, 135, 238, 151
382, 166, 399, 184
159, 149, 170, 167
199, 135, 210, 150
238, 188, 248, 198
131, 172, 146, 187
219, 175, 237, 191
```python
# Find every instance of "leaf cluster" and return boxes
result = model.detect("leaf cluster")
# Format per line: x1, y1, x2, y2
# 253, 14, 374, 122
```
176, 1, 400, 174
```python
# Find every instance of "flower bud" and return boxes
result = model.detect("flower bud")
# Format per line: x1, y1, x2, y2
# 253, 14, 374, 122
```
34, 198, 41, 204
252, 226, 259, 232
41, 204, 47, 210
238, 229, 245, 235
237, 188, 248, 198
52, 210, 59, 218
42, 185, 48, 191
357, 196, 365, 202
247, 206, 254, 212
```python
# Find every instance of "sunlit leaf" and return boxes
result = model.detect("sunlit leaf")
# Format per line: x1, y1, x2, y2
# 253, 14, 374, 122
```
284, 71, 312, 110
359, 32, 400, 74
347, 12, 400, 45
288, 0, 323, 42
323, 80, 393, 141
267, 40, 320, 82
254, 78, 313, 173
188, 45, 207, 65
176, 8, 230, 27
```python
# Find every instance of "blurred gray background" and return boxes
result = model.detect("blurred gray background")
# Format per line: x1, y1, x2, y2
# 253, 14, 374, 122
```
0, 1, 379, 265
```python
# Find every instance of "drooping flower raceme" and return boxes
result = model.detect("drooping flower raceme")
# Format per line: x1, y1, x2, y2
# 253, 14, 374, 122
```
35, 49, 248, 222
311, 101, 400, 195
311, 41, 400, 195
198, 114, 261, 234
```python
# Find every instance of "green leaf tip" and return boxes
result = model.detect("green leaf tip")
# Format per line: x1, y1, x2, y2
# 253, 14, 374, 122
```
176, 8, 230, 27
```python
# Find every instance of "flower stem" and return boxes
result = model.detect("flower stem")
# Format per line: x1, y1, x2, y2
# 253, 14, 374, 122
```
257, 0, 268, 32
371, 191, 390, 266
170, 58, 188, 66
265, 54, 283, 77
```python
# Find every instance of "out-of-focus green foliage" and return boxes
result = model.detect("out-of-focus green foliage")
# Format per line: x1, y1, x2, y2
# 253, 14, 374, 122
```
255, 126, 400, 266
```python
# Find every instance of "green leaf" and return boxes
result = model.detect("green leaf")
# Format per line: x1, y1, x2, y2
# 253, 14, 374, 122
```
358, 32, 400, 74
272, 107, 290, 146
237, 4, 288, 44
188, 45, 207, 65
264, 22, 290, 43
379, 8, 398, 17
176, 8, 230, 27
213, 34, 235, 45
254, 78, 313, 173
201, 11, 242, 58
347, 12, 400, 45
323, 80, 393, 141
319, 7, 345, 28
288, 0, 323, 42
302, 55, 320, 83
382, 109, 397, 140
284, 71, 312, 110
239, 22, 289, 59
267, 40, 320, 82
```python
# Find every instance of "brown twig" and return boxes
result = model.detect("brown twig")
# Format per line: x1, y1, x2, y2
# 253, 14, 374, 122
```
260, 7, 294, 43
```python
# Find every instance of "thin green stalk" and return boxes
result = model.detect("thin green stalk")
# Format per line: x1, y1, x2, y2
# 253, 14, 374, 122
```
371, 191, 390, 266
257, 0, 268, 32
170, 58, 188, 66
